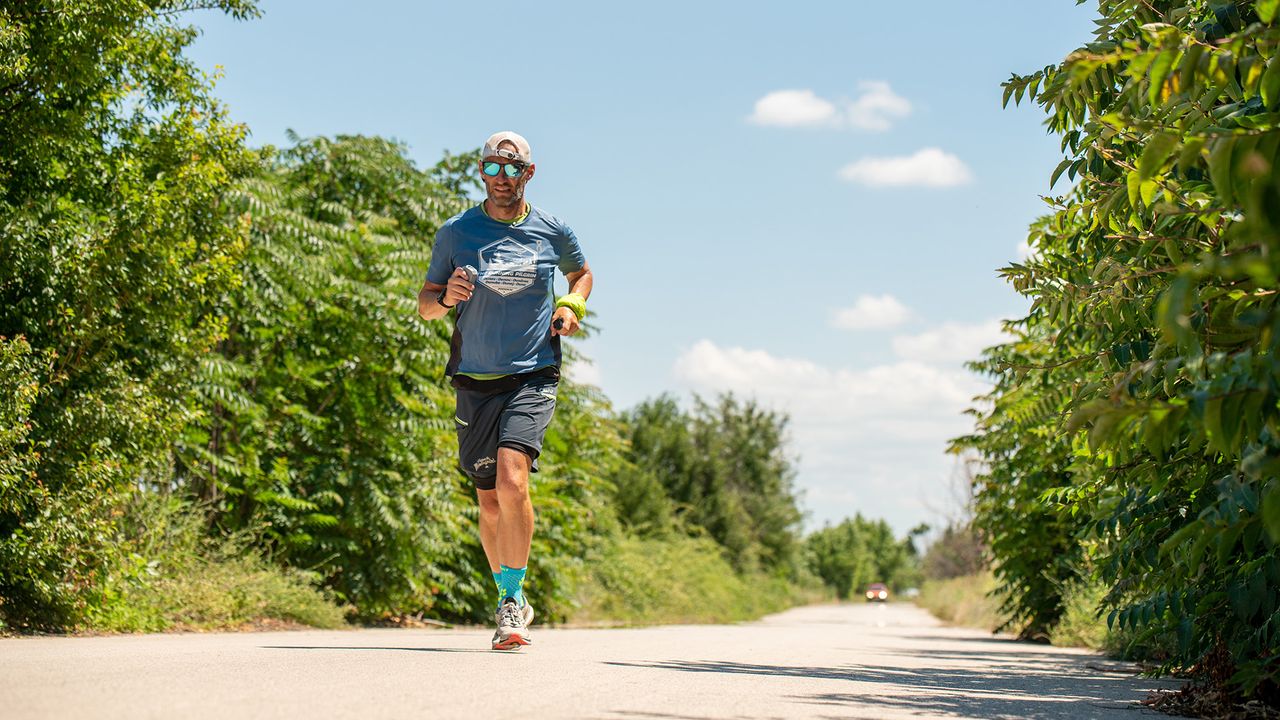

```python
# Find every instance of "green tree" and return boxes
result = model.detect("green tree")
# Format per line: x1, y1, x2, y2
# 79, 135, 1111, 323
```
952, 341, 1087, 639
804, 515, 920, 598
619, 394, 804, 574
611, 396, 685, 537
690, 395, 803, 573
178, 134, 481, 620
183, 133, 623, 623
921, 522, 986, 582
530, 361, 630, 621
805, 519, 874, 599
0, 0, 257, 629
962, 0, 1280, 702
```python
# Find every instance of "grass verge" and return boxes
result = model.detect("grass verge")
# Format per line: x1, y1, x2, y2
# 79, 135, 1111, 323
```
915, 571, 1001, 632
918, 573, 1178, 662
573, 534, 824, 626
1048, 580, 1108, 649
85, 492, 347, 632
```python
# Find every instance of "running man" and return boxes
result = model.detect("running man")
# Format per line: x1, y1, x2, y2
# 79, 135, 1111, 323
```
417, 131, 592, 650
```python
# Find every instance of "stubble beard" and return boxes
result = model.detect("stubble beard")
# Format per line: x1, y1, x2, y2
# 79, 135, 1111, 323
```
488, 183, 524, 211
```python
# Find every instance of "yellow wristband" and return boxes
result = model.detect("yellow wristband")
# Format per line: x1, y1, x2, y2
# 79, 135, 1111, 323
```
555, 293, 586, 320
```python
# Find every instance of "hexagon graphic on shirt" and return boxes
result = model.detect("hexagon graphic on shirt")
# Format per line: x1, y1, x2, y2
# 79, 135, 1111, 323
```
477, 237, 538, 297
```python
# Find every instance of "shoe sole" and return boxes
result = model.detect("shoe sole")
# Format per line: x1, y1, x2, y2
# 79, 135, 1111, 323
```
491, 633, 531, 651
491, 600, 535, 651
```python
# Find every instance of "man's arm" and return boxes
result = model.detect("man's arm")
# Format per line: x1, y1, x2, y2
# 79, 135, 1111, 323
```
552, 261, 592, 336
417, 268, 474, 321
417, 280, 449, 321
566, 263, 592, 300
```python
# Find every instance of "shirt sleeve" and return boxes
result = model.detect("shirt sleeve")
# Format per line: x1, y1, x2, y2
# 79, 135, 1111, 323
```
554, 220, 586, 275
425, 223, 455, 285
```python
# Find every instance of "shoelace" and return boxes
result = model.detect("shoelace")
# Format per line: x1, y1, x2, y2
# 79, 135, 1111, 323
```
498, 602, 525, 629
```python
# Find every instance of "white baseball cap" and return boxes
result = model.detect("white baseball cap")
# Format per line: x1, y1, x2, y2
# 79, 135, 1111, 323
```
482, 131, 531, 164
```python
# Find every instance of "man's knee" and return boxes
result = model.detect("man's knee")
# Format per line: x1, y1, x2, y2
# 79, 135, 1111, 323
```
477, 488, 500, 516
495, 447, 531, 498
495, 473, 529, 499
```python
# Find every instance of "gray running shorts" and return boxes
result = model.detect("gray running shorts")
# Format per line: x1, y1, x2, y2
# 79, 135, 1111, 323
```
453, 373, 558, 490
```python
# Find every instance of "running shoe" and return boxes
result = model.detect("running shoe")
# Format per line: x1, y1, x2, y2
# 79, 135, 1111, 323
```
491, 597, 534, 651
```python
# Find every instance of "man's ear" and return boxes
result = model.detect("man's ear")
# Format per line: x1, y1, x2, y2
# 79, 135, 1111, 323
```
525, 163, 536, 180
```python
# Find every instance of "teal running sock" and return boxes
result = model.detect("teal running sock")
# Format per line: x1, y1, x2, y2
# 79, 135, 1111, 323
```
499, 565, 527, 606
492, 570, 502, 608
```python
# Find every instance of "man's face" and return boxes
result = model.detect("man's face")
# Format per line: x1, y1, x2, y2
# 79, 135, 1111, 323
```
480, 148, 533, 210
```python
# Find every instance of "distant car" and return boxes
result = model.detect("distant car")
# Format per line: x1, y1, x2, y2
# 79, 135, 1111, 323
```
865, 583, 889, 602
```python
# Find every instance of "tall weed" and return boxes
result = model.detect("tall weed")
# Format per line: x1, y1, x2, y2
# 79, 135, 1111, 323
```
575, 534, 823, 626
86, 492, 345, 632
916, 571, 1001, 631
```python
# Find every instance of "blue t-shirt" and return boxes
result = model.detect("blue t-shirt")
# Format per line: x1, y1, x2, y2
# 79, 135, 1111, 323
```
426, 204, 586, 377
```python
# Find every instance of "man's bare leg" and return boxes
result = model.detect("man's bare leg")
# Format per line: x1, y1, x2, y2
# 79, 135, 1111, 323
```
490, 446, 536, 649
476, 488, 501, 604
495, 446, 535, 569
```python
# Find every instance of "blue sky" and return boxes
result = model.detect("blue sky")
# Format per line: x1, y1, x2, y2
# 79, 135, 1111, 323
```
187, 1, 1097, 534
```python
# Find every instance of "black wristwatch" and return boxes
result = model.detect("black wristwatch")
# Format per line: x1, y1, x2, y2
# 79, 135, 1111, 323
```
436, 289, 455, 308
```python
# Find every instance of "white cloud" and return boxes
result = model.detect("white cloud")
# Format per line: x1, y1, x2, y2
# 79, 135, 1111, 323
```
673, 340, 981, 429
748, 89, 839, 127
839, 147, 974, 188
891, 320, 1008, 365
672, 340, 989, 531
565, 357, 602, 386
831, 294, 913, 330
1016, 238, 1041, 262
846, 81, 912, 131
749, 82, 912, 131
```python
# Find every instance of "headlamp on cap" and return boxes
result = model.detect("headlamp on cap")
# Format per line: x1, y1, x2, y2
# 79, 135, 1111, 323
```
482, 131, 532, 164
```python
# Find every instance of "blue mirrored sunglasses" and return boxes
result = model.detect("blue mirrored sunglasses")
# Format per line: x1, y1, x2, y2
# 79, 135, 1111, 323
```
482, 161, 527, 178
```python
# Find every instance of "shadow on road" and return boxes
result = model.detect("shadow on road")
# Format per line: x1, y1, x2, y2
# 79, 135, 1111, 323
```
261, 645, 491, 654
898, 634, 1028, 646
604, 648, 1159, 719
601, 707, 788, 712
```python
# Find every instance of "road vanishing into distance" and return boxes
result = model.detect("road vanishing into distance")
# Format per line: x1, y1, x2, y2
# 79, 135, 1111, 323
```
2, 602, 1177, 719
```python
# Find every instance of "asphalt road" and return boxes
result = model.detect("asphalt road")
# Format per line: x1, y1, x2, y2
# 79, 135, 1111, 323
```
1, 602, 1176, 719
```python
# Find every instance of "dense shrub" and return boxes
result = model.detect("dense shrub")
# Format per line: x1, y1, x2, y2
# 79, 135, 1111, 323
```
0, 0, 257, 629
959, 0, 1280, 702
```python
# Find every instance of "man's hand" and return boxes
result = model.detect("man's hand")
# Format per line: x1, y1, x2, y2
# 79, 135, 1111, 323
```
553, 263, 591, 336
416, 267, 476, 321
552, 306, 580, 336
442, 266, 475, 306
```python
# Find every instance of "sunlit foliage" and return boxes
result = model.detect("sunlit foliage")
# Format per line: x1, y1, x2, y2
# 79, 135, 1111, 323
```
959, 0, 1280, 701
0, 0, 258, 629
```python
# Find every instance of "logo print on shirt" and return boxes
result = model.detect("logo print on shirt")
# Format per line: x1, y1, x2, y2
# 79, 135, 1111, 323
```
477, 237, 537, 297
